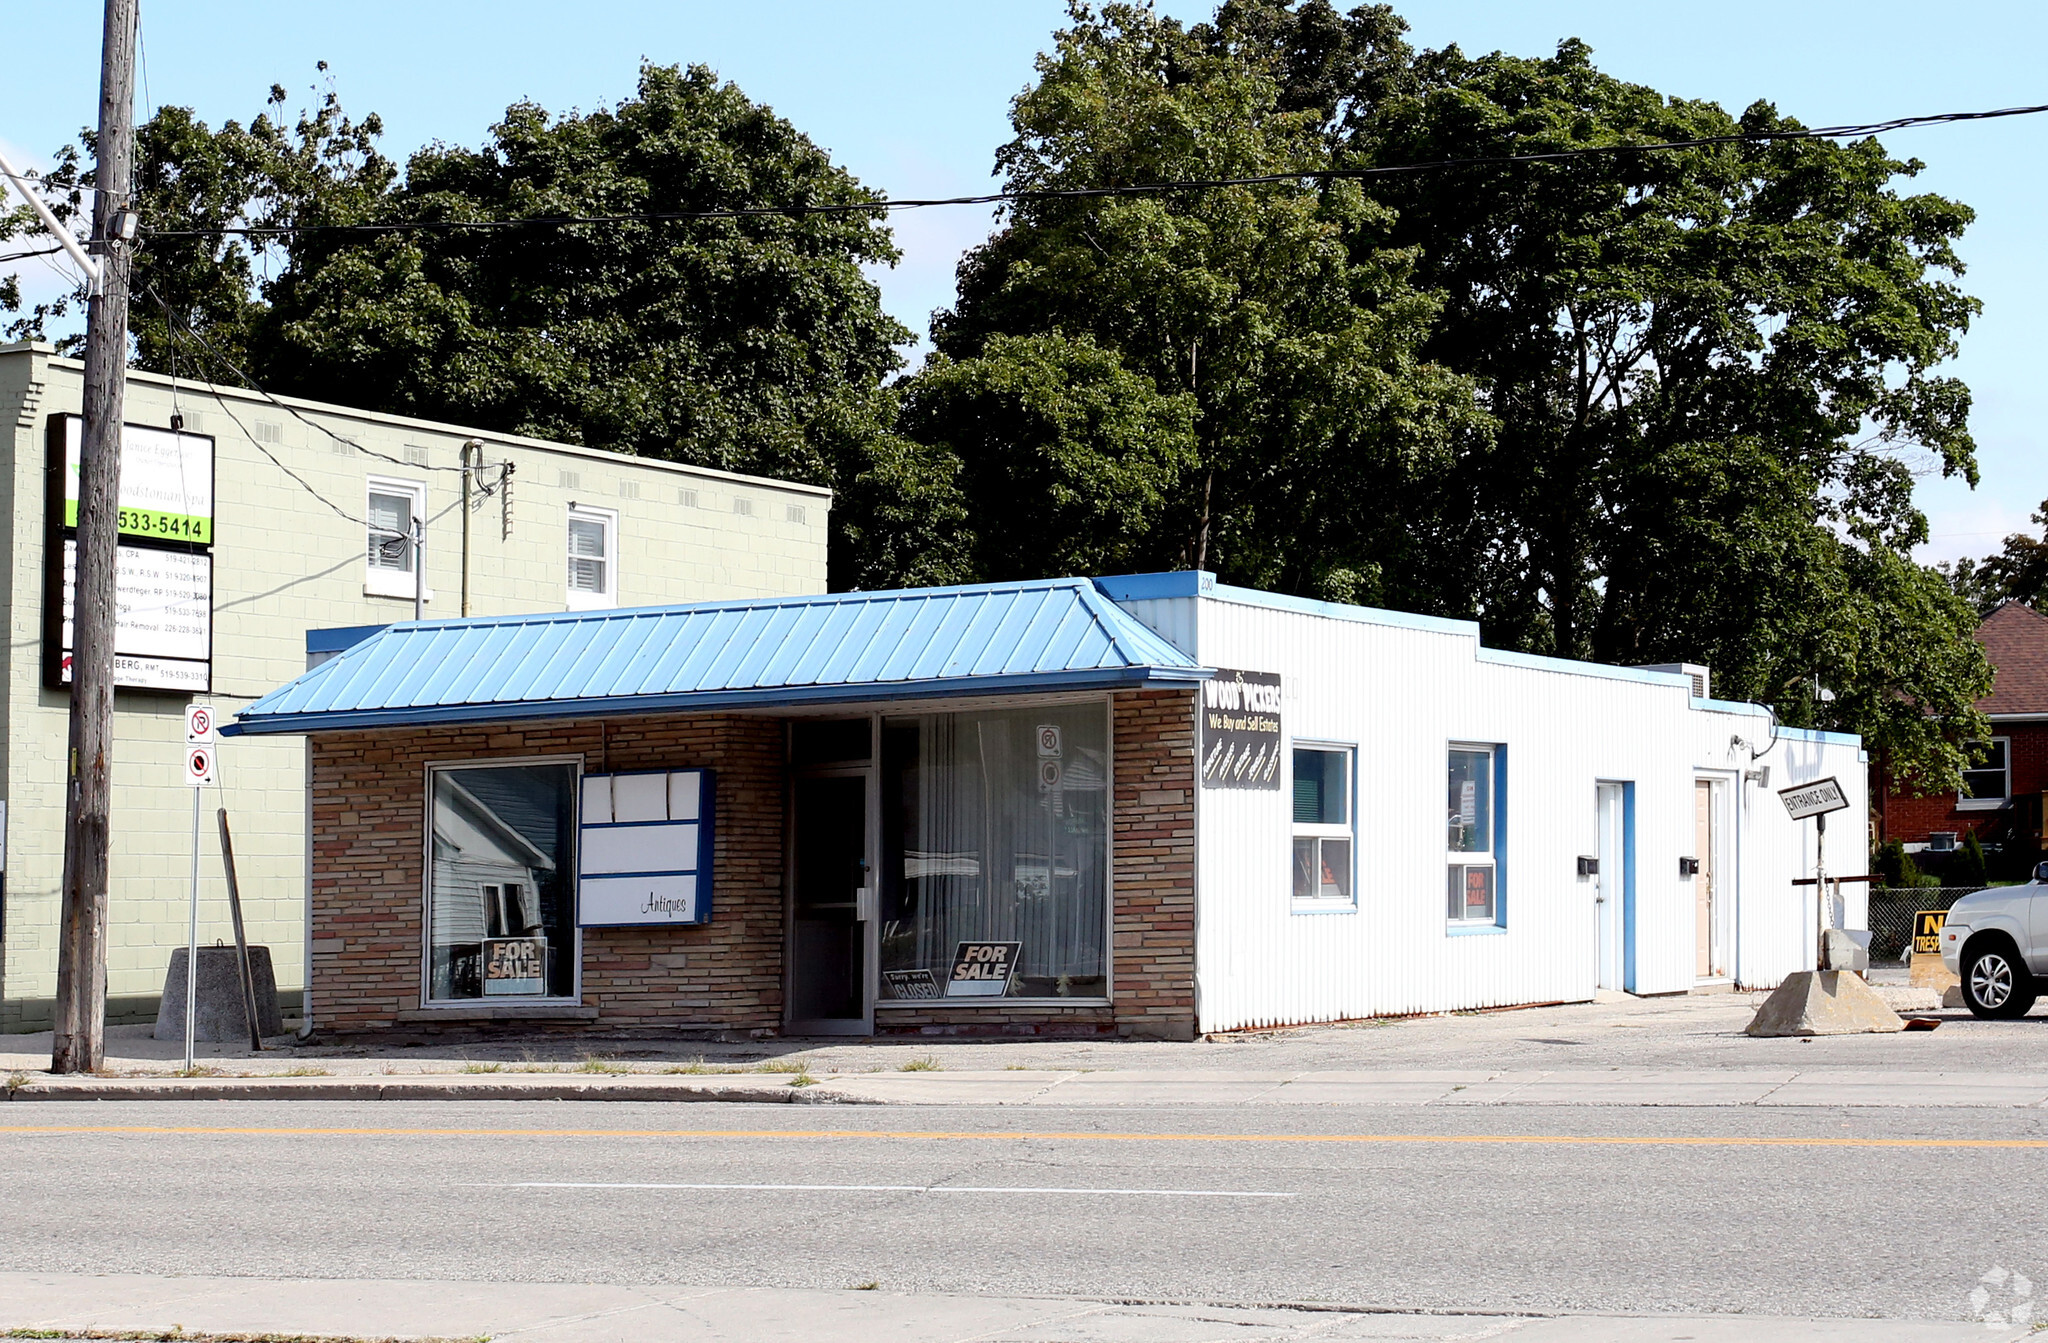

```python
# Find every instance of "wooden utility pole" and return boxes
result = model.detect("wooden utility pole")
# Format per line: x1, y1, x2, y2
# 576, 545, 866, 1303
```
52, 0, 139, 1075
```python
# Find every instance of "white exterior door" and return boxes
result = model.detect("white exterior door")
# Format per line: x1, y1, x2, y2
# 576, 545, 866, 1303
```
1596, 783, 1625, 990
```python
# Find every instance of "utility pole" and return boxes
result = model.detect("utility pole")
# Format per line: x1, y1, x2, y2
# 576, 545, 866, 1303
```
52, 0, 140, 1075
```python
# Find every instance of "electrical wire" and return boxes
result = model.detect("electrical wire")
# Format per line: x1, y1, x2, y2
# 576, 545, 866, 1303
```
134, 100, 2048, 241
142, 283, 466, 473
0, 245, 65, 265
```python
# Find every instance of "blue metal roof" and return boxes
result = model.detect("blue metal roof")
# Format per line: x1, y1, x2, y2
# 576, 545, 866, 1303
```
224, 578, 1209, 736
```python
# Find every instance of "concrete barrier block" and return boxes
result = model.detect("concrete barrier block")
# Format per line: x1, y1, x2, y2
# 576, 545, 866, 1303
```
153, 945, 284, 1042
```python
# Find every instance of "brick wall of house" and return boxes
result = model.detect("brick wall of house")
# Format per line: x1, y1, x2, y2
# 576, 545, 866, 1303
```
309, 688, 1200, 1042
309, 713, 784, 1037
1882, 721, 2048, 850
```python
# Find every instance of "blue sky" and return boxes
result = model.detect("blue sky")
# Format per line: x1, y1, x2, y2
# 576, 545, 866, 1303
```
3, 1, 2040, 567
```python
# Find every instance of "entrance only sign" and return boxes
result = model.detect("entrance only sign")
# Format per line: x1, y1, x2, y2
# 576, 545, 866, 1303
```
1777, 776, 1848, 821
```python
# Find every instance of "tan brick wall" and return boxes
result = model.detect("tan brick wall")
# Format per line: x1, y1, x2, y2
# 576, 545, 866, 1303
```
1108, 688, 1198, 1040
310, 714, 784, 1037
308, 689, 1199, 1042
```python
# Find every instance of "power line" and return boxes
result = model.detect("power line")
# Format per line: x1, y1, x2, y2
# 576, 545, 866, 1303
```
141, 283, 466, 473
134, 100, 2048, 241
0, 245, 65, 265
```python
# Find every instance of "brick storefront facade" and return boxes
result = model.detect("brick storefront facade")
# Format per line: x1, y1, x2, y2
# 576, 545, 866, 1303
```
305, 690, 1200, 1041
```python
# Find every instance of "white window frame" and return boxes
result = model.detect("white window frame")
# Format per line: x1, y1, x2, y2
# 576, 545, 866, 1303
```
1958, 735, 2013, 811
565, 503, 619, 610
1447, 742, 1501, 927
364, 476, 426, 600
1290, 742, 1356, 910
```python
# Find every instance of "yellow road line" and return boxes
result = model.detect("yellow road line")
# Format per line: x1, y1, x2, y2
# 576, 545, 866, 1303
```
0, 1125, 2045, 1149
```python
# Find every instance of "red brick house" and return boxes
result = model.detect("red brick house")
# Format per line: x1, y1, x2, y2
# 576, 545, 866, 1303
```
1879, 601, 2048, 857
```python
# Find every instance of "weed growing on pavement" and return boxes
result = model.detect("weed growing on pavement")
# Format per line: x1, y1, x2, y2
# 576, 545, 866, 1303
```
459, 1062, 504, 1074
276, 1066, 330, 1078
576, 1058, 631, 1074
662, 1058, 743, 1075
900, 1056, 941, 1071
852, 1280, 880, 1290
4, 1072, 27, 1092
754, 1056, 813, 1074
787, 1071, 818, 1088
1004, 1064, 1030, 1071
171, 1066, 229, 1079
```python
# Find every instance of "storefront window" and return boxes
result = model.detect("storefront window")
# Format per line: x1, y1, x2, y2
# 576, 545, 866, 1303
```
1292, 746, 1354, 904
1447, 745, 1500, 924
879, 704, 1108, 999
427, 761, 579, 1000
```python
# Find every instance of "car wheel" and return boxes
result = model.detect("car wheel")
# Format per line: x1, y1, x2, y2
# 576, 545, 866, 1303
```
1962, 941, 2037, 1020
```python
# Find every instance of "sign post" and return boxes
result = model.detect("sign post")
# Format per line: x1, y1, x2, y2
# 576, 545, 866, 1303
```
181, 708, 215, 1072
1778, 777, 1850, 970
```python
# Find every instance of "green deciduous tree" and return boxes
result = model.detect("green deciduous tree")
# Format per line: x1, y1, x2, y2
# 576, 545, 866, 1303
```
933, 1, 1486, 604
1190, 1, 1992, 787
897, 332, 1198, 581
17, 63, 914, 560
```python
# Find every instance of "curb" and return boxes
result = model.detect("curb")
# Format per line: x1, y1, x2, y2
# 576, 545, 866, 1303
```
0, 1076, 868, 1103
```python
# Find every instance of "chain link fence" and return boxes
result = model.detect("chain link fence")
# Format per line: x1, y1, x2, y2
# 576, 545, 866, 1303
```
1866, 886, 1981, 964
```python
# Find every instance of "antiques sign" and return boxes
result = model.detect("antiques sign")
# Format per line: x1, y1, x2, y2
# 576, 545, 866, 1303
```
1200, 668, 1282, 790
577, 769, 715, 926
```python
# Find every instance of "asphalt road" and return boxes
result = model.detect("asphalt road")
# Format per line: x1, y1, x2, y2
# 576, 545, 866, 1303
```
2, 1100, 2042, 1322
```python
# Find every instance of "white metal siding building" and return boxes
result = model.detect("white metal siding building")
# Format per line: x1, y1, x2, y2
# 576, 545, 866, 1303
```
1099, 572, 1867, 1033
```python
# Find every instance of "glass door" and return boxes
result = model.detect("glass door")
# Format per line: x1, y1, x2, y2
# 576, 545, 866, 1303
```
787, 772, 873, 1033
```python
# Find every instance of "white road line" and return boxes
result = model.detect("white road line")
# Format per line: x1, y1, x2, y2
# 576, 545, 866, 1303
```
485, 1182, 1296, 1198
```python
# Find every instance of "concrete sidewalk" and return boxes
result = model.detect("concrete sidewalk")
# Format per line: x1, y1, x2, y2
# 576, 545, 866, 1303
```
0, 1273, 2028, 1342
8, 1065, 2048, 1106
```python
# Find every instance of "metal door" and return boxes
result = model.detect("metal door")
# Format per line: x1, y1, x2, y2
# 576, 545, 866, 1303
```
1596, 783, 1625, 990
1695, 779, 1718, 978
787, 772, 873, 1033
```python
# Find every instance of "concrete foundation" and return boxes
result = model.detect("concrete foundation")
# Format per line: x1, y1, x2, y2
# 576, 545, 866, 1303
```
153, 946, 284, 1043
1745, 970, 1906, 1037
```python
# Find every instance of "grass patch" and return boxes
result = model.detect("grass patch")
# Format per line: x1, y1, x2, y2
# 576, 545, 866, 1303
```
662, 1059, 744, 1076
899, 1056, 942, 1072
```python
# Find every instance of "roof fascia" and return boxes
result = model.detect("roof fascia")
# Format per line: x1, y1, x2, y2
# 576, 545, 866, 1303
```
222, 664, 1210, 736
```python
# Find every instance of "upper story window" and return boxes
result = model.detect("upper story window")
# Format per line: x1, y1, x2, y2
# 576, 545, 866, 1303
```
1291, 746, 1354, 905
1959, 737, 2012, 810
365, 478, 424, 599
566, 504, 618, 609
1447, 744, 1504, 925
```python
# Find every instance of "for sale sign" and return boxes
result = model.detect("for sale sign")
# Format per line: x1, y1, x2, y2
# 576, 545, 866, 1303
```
947, 941, 1021, 997
483, 937, 546, 996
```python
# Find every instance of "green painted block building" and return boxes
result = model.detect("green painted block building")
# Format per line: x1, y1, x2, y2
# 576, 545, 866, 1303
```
0, 341, 829, 1032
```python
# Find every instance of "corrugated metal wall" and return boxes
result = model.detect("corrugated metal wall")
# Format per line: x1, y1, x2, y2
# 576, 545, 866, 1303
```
1117, 591, 1868, 1032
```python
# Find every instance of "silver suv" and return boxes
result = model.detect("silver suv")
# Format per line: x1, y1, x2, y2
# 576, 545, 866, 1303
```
1939, 862, 2048, 1019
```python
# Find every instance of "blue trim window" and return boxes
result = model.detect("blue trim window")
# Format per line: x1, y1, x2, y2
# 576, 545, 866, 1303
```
1292, 745, 1355, 905
1447, 744, 1506, 926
